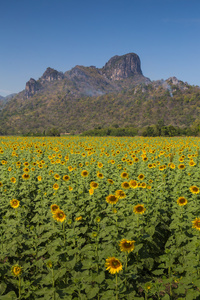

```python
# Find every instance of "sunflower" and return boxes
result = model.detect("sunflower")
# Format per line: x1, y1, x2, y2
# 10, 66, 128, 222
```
107, 179, 114, 184
75, 216, 82, 221
141, 182, 146, 188
54, 174, 60, 180
170, 163, 175, 169
106, 195, 119, 205
121, 181, 130, 189
148, 164, 153, 168
89, 188, 94, 195
98, 162, 103, 168
63, 175, 70, 181
178, 164, 185, 170
133, 204, 146, 214
81, 170, 89, 177
189, 161, 196, 166
115, 190, 126, 199
97, 172, 103, 179
192, 218, 200, 230
138, 174, 145, 180
69, 186, 73, 191
90, 181, 99, 189
190, 186, 199, 194
53, 209, 66, 222
11, 264, 22, 277
51, 204, 59, 214
22, 173, 30, 180
37, 176, 42, 181
0, 182, 3, 187
119, 239, 135, 253
10, 199, 20, 208
53, 183, 59, 190
177, 197, 187, 206
10, 177, 16, 183
134, 157, 139, 162
105, 257, 123, 274
24, 162, 29, 166
129, 180, 138, 188
121, 172, 128, 179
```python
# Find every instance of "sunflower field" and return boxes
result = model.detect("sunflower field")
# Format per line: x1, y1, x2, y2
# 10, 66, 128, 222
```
0, 136, 200, 300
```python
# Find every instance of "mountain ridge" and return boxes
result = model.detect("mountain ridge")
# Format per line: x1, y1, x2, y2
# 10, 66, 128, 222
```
0, 52, 199, 135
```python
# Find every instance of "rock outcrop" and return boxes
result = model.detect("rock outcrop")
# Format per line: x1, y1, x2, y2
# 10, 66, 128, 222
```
25, 78, 41, 98
101, 53, 143, 80
41, 67, 64, 82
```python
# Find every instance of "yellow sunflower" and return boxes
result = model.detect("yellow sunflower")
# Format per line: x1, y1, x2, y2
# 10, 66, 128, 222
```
53, 183, 59, 190
22, 173, 30, 180
178, 164, 185, 170
106, 195, 119, 205
37, 176, 42, 181
90, 181, 99, 189
177, 197, 187, 206
138, 174, 145, 180
190, 186, 199, 194
75, 216, 82, 221
10, 199, 20, 208
10, 177, 16, 183
89, 188, 94, 195
54, 174, 60, 180
105, 257, 123, 274
119, 239, 135, 253
51, 204, 59, 214
97, 172, 103, 179
0, 182, 3, 187
133, 204, 146, 214
81, 170, 89, 177
129, 180, 138, 188
121, 181, 130, 189
107, 179, 114, 184
192, 218, 200, 230
11, 264, 22, 277
115, 190, 126, 199
63, 175, 70, 181
121, 172, 128, 179
53, 209, 66, 222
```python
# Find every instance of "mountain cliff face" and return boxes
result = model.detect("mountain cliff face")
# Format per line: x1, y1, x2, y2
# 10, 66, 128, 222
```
101, 53, 143, 80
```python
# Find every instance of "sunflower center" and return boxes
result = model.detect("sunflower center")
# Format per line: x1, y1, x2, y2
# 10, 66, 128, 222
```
112, 261, 120, 268
196, 221, 200, 228
124, 242, 131, 248
136, 206, 143, 212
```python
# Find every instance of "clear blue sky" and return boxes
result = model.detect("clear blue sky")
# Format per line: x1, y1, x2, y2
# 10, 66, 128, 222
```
0, 0, 200, 96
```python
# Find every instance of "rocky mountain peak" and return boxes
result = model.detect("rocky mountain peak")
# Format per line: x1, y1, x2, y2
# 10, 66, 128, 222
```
41, 67, 64, 82
102, 53, 143, 80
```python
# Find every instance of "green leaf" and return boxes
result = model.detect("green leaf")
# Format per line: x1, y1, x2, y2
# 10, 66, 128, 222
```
0, 291, 17, 299
94, 272, 105, 284
86, 286, 99, 299
162, 294, 170, 300
0, 283, 7, 296
152, 269, 164, 275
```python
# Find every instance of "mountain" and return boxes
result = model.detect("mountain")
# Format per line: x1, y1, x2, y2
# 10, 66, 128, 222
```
0, 53, 199, 135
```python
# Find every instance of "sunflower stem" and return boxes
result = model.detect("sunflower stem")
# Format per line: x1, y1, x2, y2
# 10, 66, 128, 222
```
52, 268, 56, 300
63, 221, 66, 246
116, 273, 118, 300
18, 276, 21, 300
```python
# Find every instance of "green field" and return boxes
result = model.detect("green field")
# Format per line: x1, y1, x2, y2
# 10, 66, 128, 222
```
0, 136, 200, 299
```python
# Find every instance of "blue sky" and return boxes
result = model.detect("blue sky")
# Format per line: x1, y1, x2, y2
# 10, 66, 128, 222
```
0, 0, 200, 96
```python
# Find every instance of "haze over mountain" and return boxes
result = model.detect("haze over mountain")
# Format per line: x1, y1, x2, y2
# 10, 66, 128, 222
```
0, 53, 199, 135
